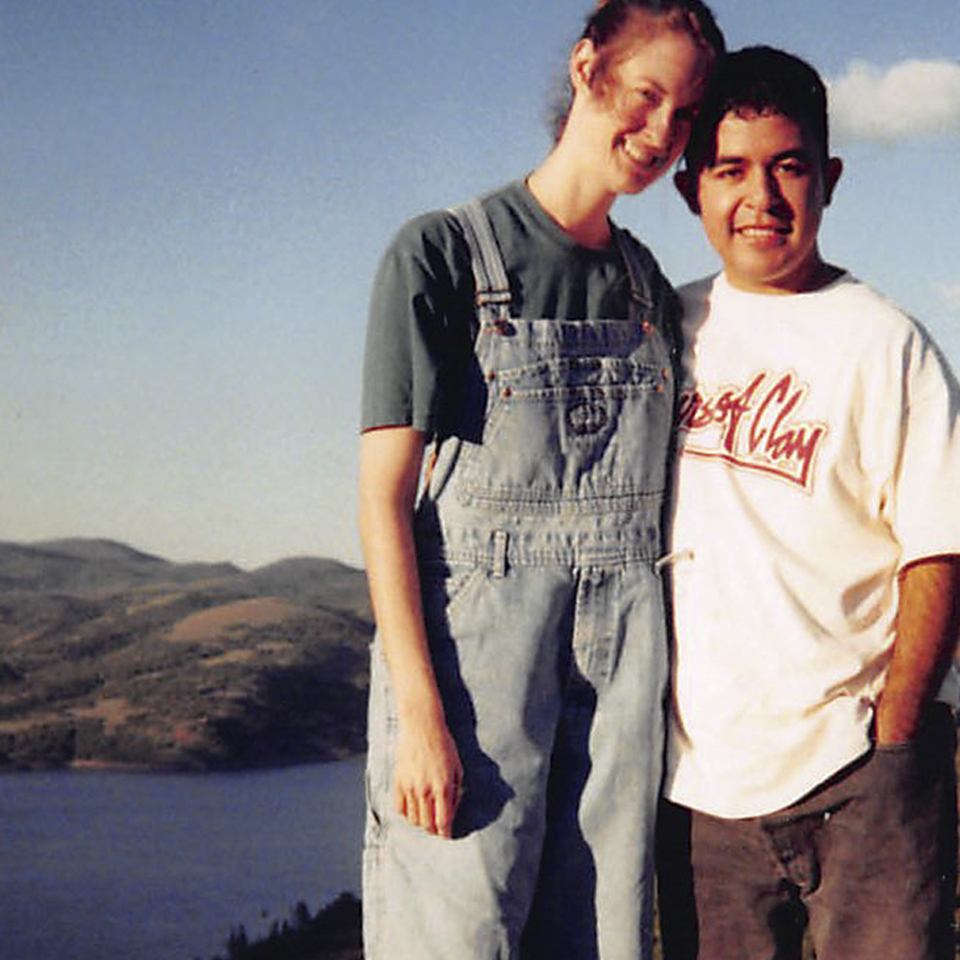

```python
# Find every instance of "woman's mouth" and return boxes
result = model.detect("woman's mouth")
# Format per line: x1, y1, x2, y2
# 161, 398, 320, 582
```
621, 139, 666, 171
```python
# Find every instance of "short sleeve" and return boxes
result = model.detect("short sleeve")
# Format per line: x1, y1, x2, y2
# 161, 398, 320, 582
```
885, 326, 960, 566
360, 212, 474, 435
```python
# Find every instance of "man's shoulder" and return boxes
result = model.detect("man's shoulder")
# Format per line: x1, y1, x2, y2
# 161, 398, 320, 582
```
676, 273, 717, 298
826, 274, 933, 348
675, 273, 719, 320
823, 272, 908, 314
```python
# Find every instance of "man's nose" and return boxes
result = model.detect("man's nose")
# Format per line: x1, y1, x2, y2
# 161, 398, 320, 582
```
745, 167, 781, 207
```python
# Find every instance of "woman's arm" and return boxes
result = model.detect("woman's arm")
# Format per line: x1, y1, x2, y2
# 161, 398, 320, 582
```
359, 426, 463, 837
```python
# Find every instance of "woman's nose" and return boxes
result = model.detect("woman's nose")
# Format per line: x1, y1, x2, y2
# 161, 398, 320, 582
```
645, 104, 674, 152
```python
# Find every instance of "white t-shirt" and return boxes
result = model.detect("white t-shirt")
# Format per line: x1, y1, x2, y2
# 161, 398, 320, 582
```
664, 272, 960, 818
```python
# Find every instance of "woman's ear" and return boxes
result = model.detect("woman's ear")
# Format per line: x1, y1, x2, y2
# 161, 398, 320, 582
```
570, 37, 601, 94
674, 170, 701, 215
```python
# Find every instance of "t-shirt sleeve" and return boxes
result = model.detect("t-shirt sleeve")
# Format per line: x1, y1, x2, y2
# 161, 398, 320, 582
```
360, 212, 474, 435
884, 325, 960, 565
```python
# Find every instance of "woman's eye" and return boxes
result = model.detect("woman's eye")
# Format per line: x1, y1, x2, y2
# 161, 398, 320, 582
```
625, 87, 659, 109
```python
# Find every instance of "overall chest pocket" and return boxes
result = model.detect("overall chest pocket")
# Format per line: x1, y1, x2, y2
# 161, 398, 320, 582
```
456, 342, 674, 514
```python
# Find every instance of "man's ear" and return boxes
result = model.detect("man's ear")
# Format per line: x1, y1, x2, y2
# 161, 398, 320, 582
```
823, 156, 843, 206
674, 169, 700, 215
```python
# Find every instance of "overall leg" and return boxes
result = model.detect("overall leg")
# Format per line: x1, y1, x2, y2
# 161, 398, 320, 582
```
523, 563, 668, 960
804, 705, 958, 960
363, 561, 573, 960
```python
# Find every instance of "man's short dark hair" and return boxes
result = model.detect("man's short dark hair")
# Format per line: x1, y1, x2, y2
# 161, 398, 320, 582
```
681, 46, 831, 178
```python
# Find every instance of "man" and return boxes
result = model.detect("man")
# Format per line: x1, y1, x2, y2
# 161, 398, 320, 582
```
657, 46, 960, 960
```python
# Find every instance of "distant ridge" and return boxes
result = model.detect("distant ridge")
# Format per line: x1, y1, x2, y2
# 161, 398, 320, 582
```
247, 557, 372, 619
33, 537, 165, 562
0, 538, 372, 771
0, 538, 243, 594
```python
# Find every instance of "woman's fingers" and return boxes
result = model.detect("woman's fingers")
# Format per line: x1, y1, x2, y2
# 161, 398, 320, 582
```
394, 772, 463, 836
434, 785, 456, 838
395, 782, 428, 831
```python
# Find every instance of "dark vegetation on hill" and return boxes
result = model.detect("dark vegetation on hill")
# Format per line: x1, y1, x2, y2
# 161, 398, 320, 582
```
0, 539, 373, 770
200, 894, 363, 960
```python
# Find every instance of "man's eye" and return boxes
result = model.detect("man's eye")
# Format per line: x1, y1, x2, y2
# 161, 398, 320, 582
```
778, 161, 808, 176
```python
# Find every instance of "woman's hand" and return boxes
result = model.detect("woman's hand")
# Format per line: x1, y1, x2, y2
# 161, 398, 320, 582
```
394, 713, 464, 838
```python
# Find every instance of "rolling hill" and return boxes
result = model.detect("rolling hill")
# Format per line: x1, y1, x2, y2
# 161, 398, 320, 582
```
0, 539, 373, 770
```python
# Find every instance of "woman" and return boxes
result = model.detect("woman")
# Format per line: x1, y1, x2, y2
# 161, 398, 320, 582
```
359, 3, 724, 957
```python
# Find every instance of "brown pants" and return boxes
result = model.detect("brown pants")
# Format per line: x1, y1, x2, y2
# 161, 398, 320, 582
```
657, 705, 958, 960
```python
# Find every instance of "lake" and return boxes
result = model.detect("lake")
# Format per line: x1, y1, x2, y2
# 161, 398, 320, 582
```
0, 756, 366, 960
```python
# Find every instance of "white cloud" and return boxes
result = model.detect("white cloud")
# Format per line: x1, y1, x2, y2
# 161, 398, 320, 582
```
936, 281, 960, 311
828, 59, 960, 141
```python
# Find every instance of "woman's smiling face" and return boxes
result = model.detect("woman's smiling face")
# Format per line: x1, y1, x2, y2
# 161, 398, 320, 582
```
573, 22, 713, 197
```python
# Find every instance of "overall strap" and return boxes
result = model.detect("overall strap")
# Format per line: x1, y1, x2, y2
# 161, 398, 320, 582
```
453, 199, 512, 317
612, 225, 681, 362
611, 225, 655, 311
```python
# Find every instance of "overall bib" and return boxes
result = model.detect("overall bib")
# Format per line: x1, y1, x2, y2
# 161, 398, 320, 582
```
364, 199, 676, 960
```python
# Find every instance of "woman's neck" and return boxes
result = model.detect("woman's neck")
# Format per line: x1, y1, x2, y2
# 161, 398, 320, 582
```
527, 149, 617, 250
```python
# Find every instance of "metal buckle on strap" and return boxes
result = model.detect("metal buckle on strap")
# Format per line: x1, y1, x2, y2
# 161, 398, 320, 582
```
492, 531, 508, 579
475, 290, 512, 307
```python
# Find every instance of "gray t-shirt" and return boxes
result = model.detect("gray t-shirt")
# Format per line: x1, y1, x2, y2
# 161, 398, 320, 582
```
361, 180, 676, 438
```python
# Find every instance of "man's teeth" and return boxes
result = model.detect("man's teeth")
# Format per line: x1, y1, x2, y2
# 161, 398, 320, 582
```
739, 226, 786, 236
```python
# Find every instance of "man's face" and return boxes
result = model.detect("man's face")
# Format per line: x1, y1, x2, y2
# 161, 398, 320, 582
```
691, 109, 841, 295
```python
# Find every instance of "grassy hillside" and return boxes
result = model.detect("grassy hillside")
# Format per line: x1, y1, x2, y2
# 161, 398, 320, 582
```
0, 539, 373, 770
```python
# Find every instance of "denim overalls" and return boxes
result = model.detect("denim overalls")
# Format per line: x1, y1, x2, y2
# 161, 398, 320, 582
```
364, 198, 677, 960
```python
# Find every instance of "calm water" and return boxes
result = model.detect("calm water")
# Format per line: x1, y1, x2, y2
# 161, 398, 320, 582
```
0, 756, 365, 960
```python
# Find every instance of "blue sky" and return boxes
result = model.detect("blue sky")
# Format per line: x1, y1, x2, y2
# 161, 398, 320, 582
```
2, 0, 959, 569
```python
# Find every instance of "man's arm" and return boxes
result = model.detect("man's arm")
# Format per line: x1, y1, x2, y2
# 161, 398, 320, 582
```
359, 426, 463, 837
875, 555, 960, 745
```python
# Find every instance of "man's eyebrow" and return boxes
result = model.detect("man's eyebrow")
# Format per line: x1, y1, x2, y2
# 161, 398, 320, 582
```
709, 147, 814, 167
772, 148, 814, 163
710, 154, 744, 166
